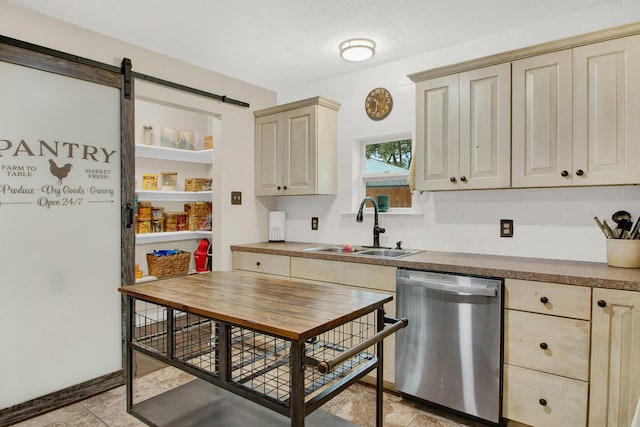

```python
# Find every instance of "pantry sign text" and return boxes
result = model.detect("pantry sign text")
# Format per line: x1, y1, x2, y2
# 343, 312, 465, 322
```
0, 138, 118, 209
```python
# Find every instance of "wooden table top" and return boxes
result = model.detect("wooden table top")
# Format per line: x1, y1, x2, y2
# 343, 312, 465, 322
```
119, 271, 393, 341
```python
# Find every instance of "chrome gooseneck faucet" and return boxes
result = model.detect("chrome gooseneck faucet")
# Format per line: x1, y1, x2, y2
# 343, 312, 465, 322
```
356, 196, 385, 248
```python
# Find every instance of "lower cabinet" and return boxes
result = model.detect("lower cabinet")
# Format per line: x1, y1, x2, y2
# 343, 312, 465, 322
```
290, 257, 397, 385
503, 279, 591, 426
231, 251, 290, 277
589, 288, 640, 427
231, 251, 398, 387
504, 364, 589, 426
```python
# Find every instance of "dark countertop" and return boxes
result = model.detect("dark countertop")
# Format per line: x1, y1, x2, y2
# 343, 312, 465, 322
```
230, 242, 640, 292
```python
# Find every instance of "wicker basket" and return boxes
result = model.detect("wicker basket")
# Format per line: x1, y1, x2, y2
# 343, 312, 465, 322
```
146, 251, 191, 278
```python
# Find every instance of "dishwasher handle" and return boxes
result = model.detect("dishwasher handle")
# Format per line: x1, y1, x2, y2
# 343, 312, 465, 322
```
397, 276, 497, 297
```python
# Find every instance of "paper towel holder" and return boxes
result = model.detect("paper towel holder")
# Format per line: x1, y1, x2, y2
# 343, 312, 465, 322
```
269, 211, 286, 242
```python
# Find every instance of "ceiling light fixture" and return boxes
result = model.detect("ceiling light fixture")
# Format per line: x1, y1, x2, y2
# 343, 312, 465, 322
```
339, 38, 376, 62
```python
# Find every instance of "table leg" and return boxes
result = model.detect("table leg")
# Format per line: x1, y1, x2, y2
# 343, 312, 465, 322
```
376, 308, 385, 427
289, 341, 305, 427
125, 296, 134, 413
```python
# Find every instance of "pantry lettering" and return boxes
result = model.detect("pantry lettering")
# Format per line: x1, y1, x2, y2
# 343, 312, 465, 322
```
0, 139, 117, 164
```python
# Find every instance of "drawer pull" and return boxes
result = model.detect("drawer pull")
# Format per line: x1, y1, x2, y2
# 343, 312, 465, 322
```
540, 296, 549, 304
597, 300, 607, 308
539, 342, 548, 350
539, 398, 547, 406
256, 261, 261, 266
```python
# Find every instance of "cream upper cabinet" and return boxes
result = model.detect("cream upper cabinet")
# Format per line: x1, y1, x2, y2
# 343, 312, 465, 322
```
414, 63, 511, 191
254, 97, 340, 196
512, 50, 573, 187
414, 74, 460, 191
572, 35, 640, 186
589, 288, 640, 427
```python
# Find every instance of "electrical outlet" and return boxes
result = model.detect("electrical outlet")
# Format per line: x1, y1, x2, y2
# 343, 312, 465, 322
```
231, 191, 242, 205
311, 217, 318, 230
500, 219, 514, 238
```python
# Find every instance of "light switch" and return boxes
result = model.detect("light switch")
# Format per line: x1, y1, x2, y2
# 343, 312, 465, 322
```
231, 191, 242, 205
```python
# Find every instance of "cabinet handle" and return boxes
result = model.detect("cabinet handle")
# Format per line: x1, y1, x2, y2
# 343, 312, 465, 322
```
575, 169, 584, 176
460, 176, 467, 182
450, 177, 457, 183
539, 398, 547, 406
597, 300, 607, 308
561, 170, 569, 177
540, 296, 549, 304
256, 261, 261, 266
539, 342, 548, 350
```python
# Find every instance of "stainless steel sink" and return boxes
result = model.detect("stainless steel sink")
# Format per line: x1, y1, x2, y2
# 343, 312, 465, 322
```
354, 248, 422, 258
303, 246, 361, 254
303, 246, 421, 258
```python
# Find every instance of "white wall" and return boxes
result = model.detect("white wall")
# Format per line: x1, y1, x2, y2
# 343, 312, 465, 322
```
0, 2, 277, 271
277, 2, 640, 263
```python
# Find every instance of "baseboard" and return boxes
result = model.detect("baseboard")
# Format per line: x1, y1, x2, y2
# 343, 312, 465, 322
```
0, 369, 124, 426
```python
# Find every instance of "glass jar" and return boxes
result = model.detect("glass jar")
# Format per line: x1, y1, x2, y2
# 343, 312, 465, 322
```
142, 125, 153, 145
161, 172, 178, 191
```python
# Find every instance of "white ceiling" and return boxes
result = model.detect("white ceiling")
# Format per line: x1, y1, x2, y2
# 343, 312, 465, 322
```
9, 0, 614, 92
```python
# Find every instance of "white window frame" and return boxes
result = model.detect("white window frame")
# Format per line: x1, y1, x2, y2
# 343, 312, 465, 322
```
357, 131, 415, 213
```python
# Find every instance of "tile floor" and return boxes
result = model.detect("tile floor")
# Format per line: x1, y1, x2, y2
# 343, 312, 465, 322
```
10, 367, 488, 427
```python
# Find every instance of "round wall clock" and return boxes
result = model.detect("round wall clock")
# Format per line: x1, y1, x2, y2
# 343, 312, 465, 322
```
365, 87, 393, 120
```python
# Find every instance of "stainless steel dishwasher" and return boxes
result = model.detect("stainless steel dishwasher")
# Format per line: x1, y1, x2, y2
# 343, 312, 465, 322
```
395, 269, 502, 424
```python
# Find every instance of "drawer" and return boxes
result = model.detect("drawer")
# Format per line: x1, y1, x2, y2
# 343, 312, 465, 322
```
505, 279, 591, 320
503, 364, 588, 427
504, 309, 590, 381
290, 257, 396, 292
232, 252, 290, 277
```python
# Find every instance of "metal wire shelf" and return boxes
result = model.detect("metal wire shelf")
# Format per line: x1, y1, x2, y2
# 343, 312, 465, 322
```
131, 301, 378, 406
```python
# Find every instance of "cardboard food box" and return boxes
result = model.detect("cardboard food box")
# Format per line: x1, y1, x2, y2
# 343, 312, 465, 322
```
184, 202, 212, 217
142, 174, 158, 190
203, 135, 213, 150
184, 178, 212, 192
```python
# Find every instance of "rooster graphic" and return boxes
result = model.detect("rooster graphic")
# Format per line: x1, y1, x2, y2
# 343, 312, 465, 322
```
48, 159, 73, 184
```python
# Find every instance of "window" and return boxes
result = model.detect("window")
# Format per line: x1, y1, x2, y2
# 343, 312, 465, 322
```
361, 138, 412, 209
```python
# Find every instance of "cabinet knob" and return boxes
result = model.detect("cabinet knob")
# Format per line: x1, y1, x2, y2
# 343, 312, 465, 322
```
539, 398, 547, 406
450, 177, 457, 183
283, 185, 288, 190
460, 176, 467, 182
539, 342, 548, 350
256, 261, 261, 266
597, 300, 607, 308
561, 170, 569, 177
575, 169, 584, 176
277, 186, 281, 190
540, 296, 549, 304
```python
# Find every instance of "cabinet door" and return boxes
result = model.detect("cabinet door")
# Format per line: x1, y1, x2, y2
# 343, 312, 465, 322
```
283, 105, 316, 195
414, 74, 460, 191
459, 63, 511, 189
255, 114, 284, 195
512, 50, 573, 187
589, 288, 640, 427
573, 35, 640, 186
